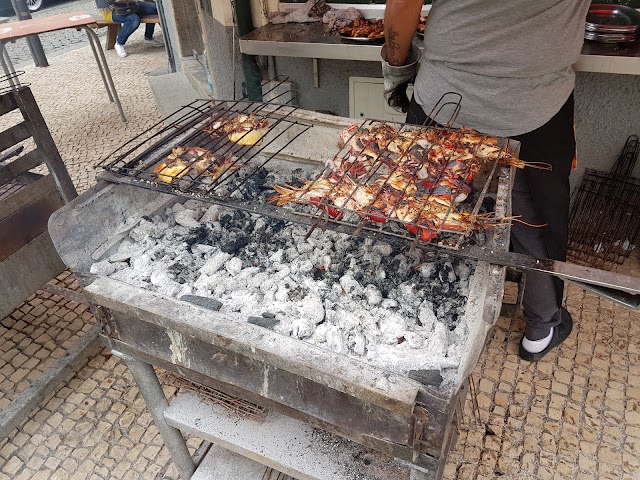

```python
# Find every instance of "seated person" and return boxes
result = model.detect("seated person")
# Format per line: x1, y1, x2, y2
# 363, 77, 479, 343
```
95, 0, 164, 58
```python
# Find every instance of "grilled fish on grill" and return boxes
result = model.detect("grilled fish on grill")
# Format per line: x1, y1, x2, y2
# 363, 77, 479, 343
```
206, 114, 269, 146
154, 146, 240, 184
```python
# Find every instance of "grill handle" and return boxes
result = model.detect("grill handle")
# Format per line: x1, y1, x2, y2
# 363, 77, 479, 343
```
457, 247, 640, 309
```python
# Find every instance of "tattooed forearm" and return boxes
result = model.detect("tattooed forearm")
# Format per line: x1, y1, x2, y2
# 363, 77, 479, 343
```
387, 30, 404, 65
384, 0, 423, 66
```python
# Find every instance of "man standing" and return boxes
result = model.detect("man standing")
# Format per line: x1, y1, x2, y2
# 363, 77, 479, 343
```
382, 0, 591, 361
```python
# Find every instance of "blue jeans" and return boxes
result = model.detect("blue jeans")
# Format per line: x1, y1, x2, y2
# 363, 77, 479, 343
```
112, 1, 157, 46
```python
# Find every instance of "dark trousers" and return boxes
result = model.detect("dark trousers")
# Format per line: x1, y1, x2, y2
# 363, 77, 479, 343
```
112, 1, 158, 45
407, 95, 576, 339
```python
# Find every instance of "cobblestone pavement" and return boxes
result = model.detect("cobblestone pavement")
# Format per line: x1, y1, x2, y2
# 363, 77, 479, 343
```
0, 38, 639, 479
4, 0, 116, 68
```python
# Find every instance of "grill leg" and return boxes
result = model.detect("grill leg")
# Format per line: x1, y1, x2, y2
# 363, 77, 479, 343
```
120, 354, 196, 479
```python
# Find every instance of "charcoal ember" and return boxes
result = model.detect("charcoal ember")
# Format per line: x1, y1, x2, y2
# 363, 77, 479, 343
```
225, 257, 243, 276
288, 286, 309, 301
220, 236, 250, 255
438, 261, 456, 284
387, 254, 412, 282
265, 218, 286, 234
376, 279, 396, 297
201, 251, 232, 275
168, 262, 189, 278
200, 204, 223, 224
381, 298, 398, 309
185, 225, 216, 252
364, 285, 382, 306
248, 316, 280, 329
180, 294, 223, 311
219, 210, 250, 230
312, 267, 326, 280
339, 274, 363, 297
417, 262, 436, 279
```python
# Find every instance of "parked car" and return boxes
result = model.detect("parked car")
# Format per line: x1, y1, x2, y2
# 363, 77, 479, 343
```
0, 0, 47, 15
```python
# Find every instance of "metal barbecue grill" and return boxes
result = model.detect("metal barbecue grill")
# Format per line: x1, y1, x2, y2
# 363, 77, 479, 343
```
96, 93, 514, 253
49, 93, 640, 480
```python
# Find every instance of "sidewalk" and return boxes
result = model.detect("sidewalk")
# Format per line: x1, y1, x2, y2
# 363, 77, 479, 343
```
0, 34, 639, 480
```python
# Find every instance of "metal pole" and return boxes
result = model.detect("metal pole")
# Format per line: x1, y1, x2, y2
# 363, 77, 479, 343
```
120, 354, 196, 479
8, 0, 48, 67
82, 26, 126, 122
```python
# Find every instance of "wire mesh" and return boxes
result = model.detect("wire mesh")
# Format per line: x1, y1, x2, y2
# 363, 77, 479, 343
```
568, 169, 640, 270
568, 135, 640, 270
0, 71, 28, 94
96, 90, 529, 251
97, 91, 312, 201
270, 107, 536, 250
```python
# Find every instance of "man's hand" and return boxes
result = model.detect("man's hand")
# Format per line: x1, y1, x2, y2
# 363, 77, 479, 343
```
382, 0, 423, 112
381, 44, 421, 113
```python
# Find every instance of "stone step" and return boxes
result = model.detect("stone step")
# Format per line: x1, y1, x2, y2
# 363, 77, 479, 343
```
164, 392, 409, 480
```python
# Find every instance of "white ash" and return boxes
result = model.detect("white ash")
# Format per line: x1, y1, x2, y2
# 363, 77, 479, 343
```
94, 200, 476, 389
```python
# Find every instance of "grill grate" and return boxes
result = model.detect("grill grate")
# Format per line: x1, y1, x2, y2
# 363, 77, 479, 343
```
568, 135, 640, 270
270, 118, 516, 250
97, 90, 312, 201
96, 91, 530, 251
568, 169, 640, 270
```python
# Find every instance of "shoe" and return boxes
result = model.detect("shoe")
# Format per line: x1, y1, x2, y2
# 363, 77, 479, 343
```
519, 307, 573, 362
144, 37, 165, 47
114, 43, 127, 58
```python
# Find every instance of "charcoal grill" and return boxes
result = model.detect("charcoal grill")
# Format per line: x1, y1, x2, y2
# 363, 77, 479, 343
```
49, 97, 638, 479
50, 99, 517, 478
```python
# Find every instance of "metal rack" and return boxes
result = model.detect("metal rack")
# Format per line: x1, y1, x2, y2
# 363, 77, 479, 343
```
568, 135, 640, 270
96, 92, 533, 252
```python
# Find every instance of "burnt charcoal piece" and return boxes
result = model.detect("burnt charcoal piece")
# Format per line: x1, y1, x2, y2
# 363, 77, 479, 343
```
407, 369, 443, 388
312, 267, 325, 280
266, 219, 287, 234
288, 286, 309, 301
248, 316, 280, 329
481, 195, 496, 214
185, 225, 216, 251
180, 295, 223, 312
377, 279, 396, 297
221, 237, 250, 255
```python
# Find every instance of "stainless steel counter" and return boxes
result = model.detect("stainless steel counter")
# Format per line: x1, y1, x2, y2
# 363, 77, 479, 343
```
240, 23, 640, 75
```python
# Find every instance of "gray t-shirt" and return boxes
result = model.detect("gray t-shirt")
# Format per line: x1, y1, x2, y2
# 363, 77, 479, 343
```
413, 0, 591, 137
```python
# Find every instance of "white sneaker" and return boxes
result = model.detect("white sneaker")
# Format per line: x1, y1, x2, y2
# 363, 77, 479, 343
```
114, 43, 127, 58
144, 38, 164, 47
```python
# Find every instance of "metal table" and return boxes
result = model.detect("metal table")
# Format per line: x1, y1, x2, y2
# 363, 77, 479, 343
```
0, 11, 126, 121
240, 22, 640, 76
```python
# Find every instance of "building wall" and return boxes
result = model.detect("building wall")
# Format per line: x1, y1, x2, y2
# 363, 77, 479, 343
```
574, 72, 640, 189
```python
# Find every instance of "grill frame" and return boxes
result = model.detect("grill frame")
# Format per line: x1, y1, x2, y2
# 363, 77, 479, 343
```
96, 98, 522, 253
